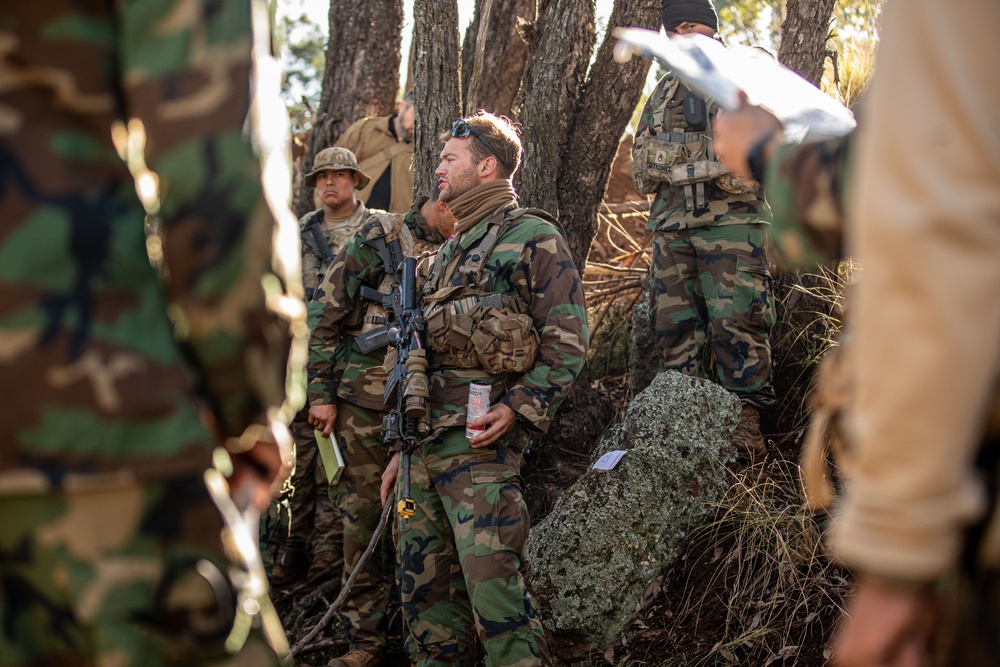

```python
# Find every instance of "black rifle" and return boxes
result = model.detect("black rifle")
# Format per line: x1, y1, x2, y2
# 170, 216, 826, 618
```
360, 253, 429, 520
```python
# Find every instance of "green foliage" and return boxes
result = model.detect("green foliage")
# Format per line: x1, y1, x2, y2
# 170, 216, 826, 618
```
716, 0, 783, 49
275, 11, 326, 133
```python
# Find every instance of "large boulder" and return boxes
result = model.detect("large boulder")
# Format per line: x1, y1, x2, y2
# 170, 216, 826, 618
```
526, 371, 740, 651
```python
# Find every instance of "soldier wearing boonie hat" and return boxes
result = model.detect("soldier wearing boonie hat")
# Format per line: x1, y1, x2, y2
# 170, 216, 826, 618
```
305, 147, 372, 190
270, 146, 373, 593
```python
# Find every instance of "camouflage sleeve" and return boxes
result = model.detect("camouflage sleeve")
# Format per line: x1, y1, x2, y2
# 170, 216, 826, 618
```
763, 134, 853, 267
308, 218, 387, 406
120, 0, 296, 437
498, 220, 590, 432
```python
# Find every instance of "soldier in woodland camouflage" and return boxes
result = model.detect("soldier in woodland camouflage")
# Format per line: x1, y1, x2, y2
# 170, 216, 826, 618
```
0, 1, 302, 665
307, 198, 448, 667
271, 147, 371, 586
379, 112, 589, 667
633, 0, 775, 457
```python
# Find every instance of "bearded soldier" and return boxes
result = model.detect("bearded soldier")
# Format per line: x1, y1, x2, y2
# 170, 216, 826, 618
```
379, 111, 588, 667
633, 0, 775, 457
334, 91, 415, 214
307, 196, 450, 667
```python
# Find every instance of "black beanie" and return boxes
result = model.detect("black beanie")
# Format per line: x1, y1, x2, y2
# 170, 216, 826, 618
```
661, 0, 719, 33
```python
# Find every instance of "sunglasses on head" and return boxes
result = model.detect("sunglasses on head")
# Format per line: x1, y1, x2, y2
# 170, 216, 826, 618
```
451, 119, 506, 167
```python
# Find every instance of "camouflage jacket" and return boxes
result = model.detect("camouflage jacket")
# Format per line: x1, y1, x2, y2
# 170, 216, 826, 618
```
635, 74, 768, 231
309, 206, 441, 410
421, 200, 589, 435
0, 1, 297, 490
764, 134, 852, 267
299, 202, 369, 298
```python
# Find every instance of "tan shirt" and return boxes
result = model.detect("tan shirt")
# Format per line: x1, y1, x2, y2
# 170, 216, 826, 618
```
334, 115, 413, 214
834, 0, 1000, 582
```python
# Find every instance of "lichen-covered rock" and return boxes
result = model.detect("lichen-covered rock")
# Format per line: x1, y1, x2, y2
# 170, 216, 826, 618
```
526, 371, 740, 648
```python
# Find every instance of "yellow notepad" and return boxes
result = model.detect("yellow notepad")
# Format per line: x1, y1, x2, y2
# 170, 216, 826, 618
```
314, 429, 345, 485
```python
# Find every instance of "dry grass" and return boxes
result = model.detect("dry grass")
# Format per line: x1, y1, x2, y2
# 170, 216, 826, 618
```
597, 460, 850, 667
687, 460, 850, 666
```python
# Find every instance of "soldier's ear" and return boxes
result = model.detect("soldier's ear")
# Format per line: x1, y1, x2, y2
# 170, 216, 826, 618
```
352, 173, 361, 188
479, 156, 497, 177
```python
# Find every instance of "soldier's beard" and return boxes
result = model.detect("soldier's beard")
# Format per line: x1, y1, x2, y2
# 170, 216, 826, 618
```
440, 166, 479, 203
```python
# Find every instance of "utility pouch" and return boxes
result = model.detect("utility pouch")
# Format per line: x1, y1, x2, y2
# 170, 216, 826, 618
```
471, 311, 539, 375
632, 137, 687, 194
683, 93, 708, 131
667, 160, 729, 187
716, 171, 759, 195
424, 304, 479, 368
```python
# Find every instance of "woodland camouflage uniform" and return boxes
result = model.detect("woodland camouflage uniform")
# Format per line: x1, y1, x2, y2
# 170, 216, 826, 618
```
764, 135, 851, 267
269, 199, 371, 585
396, 179, 588, 666
635, 73, 775, 411
309, 205, 442, 657
0, 1, 299, 665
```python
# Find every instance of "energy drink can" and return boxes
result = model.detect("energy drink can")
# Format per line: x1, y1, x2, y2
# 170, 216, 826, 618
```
466, 382, 492, 440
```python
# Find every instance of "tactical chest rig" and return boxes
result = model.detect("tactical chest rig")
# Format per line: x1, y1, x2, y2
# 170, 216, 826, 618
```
300, 210, 334, 301
632, 75, 755, 211
421, 207, 543, 375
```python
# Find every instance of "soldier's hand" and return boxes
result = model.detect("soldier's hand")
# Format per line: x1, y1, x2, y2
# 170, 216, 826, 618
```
712, 94, 783, 182
468, 403, 516, 449
228, 423, 294, 511
308, 403, 337, 436
831, 578, 935, 667
380, 452, 401, 506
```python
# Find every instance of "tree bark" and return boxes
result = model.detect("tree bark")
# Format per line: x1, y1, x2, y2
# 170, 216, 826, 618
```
778, 0, 837, 86
295, 0, 403, 217
461, 0, 535, 118
556, 0, 661, 270
412, 0, 462, 201
516, 0, 595, 215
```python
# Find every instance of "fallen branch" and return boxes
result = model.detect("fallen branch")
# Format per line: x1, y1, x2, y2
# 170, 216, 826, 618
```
289, 499, 394, 657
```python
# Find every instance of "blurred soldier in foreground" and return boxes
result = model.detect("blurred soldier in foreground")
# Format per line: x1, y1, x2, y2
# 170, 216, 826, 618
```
633, 0, 775, 458
380, 111, 588, 666
0, 1, 302, 665
270, 148, 371, 587
334, 92, 415, 214
714, 0, 1000, 663
308, 192, 450, 667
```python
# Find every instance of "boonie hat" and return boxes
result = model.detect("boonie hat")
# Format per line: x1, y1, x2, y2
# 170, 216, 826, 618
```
305, 147, 371, 189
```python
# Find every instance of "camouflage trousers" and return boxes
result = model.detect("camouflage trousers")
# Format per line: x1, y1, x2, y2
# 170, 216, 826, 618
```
0, 475, 283, 667
285, 414, 341, 560
649, 223, 776, 407
395, 426, 550, 667
330, 402, 390, 654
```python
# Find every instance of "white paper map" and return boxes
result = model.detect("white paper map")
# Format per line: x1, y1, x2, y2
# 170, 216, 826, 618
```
593, 450, 628, 471
613, 28, 856, 142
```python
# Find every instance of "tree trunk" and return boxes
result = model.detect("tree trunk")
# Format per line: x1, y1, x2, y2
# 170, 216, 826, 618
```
556, 0, 661, 270
516, 0, 595, 215
295, 0, 403, 217
412, 0, 462, 201
778, 0, 837, 85
461, 0, 536, 118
